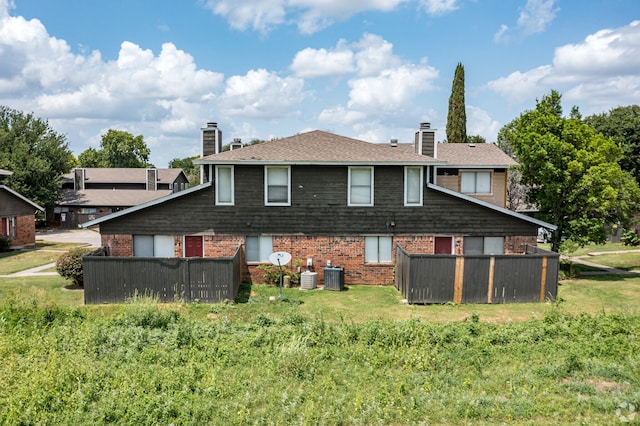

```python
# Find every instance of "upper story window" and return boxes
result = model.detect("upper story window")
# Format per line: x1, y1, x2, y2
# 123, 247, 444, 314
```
404, 166, 423, 206
348, 166, 374, 206
461, 171, 491, 194
265, 166, 291, 206
215, 165, 234, 205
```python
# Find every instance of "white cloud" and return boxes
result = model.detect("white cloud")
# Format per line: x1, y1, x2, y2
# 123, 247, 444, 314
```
205, 0, 419, 35
486, 65, 552, 103
488, 20, 640, 109
418, 0, 459, 15
220, 69, 306, 118
466, 105, 502, 143
290, 40, 355, 78
493, 24, 509, 44
553, 20, 640, 78
203, 0, 286, 34
348, 64, 438, 112
494, 0, 558, 44
318, 105, 367, 125
517, 0, 559, 35
353, 33, 400, 76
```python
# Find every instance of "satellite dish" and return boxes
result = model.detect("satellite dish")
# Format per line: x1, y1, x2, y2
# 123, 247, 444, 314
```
269, 251, 292, 266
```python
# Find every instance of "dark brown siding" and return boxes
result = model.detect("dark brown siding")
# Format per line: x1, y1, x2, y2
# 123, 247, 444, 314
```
98, 164, 538, 237
0, 190, 38, 216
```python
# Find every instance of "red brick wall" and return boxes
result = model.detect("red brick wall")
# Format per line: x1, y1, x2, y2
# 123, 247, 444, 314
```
101, 234, 133, 256
9, 215, 37, 247
97, 233, 536, 285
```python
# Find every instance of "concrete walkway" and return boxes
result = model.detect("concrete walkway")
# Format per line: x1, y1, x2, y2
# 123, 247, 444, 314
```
565, 249, 640, 276
0, 229, 101, 278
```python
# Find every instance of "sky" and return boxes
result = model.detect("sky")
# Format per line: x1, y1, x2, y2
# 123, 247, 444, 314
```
1, 0, 639, 168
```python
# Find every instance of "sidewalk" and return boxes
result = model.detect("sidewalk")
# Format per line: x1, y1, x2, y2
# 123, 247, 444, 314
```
565, 250, 640, 276
2, 263, 59, 277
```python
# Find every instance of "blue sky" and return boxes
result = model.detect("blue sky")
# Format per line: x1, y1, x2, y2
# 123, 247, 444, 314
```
1, 0, 639, 167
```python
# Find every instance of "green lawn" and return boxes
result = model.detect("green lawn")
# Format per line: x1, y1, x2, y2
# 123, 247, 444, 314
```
1, 242, 640, 424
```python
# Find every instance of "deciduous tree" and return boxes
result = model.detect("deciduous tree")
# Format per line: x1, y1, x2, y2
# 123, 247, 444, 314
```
0, 106, 73, 210
585, 105, 640, 185
498, 90, 640, 251
78, 129, 153, 168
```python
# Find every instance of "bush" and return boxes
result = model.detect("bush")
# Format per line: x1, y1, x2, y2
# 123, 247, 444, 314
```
55, 247, 95, 287
0, 235, 11, 251
257, 260, 302, 286
621, 229, 640, 246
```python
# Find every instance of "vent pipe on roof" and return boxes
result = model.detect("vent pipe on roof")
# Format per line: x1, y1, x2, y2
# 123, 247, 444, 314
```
390, 139, 398, 147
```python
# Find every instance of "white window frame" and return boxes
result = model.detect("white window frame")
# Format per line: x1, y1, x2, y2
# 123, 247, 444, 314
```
348, 166, 374, 207
404, 166, 423, 206
215, 165, 234, 205
245, 235, 273, 263
461, 170, 492, 194
264, 166, 291, 206
364, 236, 393, 264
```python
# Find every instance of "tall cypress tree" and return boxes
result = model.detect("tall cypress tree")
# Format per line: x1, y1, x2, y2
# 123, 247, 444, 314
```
446, 63, 467, 143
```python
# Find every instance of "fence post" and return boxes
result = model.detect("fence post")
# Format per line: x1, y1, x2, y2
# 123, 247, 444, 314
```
453, 257, 464, 304
487, 256, 495, 304
539, 256, 548, 302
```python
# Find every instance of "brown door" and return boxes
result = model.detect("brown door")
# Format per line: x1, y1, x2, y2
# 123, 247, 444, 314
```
185, 236, 203, 257
0, 218, 6, 236
434, 237, 453, 254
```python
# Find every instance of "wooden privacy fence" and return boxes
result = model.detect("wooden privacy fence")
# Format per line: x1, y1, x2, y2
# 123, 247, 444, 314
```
395, 244, 559, 304
83, 247, 241, 304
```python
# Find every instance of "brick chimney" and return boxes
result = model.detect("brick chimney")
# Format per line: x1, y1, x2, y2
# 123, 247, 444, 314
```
146, 168, 157, 191
415, 122, 436, 158
74, 168, 85, 190
202, 122, 222, 157
201, 122, 222, 184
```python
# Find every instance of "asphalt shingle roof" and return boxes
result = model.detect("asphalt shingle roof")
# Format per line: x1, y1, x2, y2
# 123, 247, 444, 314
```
59, 189, 174, 207
62, 168, 185, 184
435, 143, 517, 167
197, 130, 442, 165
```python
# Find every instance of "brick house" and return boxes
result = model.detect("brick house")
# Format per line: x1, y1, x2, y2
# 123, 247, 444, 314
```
0, 183, 44, 248
54, 168, 189, 228
82, 123, 554, 286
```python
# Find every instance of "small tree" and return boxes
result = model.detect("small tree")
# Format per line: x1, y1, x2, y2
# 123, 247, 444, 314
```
56, 248, 94, 288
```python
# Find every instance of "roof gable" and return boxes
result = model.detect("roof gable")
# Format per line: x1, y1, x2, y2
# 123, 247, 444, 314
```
436, 143, 517, 167
0, 185, 44, 212
196, 130, 443, 165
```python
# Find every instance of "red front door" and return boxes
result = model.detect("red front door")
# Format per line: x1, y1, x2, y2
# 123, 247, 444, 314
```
434, 237, 453, 254
185, 236, 203, 257
0, 218, 7, 236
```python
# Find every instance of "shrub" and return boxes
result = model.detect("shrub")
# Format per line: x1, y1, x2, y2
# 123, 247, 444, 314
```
0, 235, 11, 251
55, 247, 95, 287
621, 229, 640, 246
257, 259, 302, 286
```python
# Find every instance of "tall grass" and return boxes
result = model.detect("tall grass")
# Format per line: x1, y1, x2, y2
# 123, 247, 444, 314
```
1, 296, 638, 425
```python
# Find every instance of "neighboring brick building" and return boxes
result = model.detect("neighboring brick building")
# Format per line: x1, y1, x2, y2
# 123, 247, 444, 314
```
83, 123, 554, 286
0, 184, 44, 248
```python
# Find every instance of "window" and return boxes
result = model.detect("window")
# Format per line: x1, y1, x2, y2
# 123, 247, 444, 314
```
461, 171, 491, 194
216, 166, 234, 205
79, 207, 97, 214
483, 237, 504, 255
404, 166, 423, 206
365, 236, 392, 263
133, 235, 174, 257
246, 236, 273, 262
463, 236, 504, 255
349, 167, 374, 206
265, 166, 290, 206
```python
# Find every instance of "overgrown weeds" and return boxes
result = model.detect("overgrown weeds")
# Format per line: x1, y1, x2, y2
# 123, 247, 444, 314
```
1, 296, 638, 424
